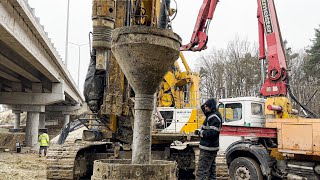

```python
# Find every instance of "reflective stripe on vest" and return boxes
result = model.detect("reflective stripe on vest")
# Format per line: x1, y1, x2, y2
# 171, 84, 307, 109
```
199, 145, 219, 151
208, 114, 221, 123
202, 114, 222, 132
201, 125, 221, 132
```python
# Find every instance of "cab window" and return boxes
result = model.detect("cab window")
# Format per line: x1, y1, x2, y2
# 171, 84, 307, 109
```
223, 103, 242, 122
159, 111, 174, 128
251, 103, 263, 116
218, 103, 225, 123
218, 103, 224, 116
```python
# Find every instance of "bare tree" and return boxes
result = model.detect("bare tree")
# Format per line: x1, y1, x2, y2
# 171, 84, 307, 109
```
199, 48, 227, 101
287, 50, 320, 116
198, 36, 320, 116
199, 37, 260, 100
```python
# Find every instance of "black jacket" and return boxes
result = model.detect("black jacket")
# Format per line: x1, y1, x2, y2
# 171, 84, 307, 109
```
199, 98, 222, 151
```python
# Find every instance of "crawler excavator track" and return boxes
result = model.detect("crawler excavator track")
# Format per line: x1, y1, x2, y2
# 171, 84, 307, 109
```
216, 153, 229, 179
47, 141, 229, 180
46, 141, 108, 180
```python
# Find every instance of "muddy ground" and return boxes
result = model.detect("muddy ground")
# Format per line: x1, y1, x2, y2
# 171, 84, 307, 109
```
0, 150, 46, 180
0, 109, 230, 180
0, 151, 229, 180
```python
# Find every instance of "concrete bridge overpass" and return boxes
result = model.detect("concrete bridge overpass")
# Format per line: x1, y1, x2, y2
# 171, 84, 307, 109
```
0, 0, 86, 146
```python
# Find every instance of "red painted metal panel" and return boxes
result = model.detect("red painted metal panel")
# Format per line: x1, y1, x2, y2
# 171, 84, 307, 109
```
220, 125, 277, 138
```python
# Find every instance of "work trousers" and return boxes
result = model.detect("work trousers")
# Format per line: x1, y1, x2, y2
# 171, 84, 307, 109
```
197, 149, 218, 180
39, 146, 48, 156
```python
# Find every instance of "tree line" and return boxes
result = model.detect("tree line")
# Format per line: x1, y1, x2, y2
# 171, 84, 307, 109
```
198, 26, 320, 116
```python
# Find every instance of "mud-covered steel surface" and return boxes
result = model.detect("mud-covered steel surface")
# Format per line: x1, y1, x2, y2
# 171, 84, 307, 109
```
111, 26, 181, 165
216, 153, 229, 179
91, 159, 177, 180
83, 51, 105, 113
131, 95, 154, 164
111, 25, 181, 94
47, 142, 85, 179
225, 140, 274, 177
0, 150, 230, 180
46, 141, 107, 180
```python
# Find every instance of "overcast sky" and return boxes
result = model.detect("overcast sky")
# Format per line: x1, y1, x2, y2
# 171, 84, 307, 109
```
28, 0, 320, 93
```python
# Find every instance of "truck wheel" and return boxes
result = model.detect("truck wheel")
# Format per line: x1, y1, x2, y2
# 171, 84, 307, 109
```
229, 157, 263, 180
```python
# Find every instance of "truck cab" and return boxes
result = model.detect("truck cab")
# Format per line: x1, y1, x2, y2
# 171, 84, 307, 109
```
218, 97, 266, 150
155, 97, 266, 135
218, 97, 266, 127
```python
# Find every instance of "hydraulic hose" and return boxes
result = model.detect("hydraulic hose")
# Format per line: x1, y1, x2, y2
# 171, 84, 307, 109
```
287, 78, 318, 118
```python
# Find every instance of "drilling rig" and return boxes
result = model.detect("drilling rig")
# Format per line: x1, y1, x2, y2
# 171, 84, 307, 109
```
47, 1, 207, 179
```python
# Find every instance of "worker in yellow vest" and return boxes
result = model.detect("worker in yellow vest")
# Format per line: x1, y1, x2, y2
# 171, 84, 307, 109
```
38, 131, 49, 157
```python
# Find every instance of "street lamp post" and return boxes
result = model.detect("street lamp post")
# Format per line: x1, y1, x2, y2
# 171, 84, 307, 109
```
65, 0, 70, 67
68, 42, 89, 88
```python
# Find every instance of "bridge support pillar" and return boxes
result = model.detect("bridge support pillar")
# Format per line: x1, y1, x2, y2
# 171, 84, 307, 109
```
25, 111, 40, 147
10, 110, 23, 132
15, 105, 45, 147
63, 113, 70, 127
38, 112, 47, 133
14, 111, 21, 129
39, 112, 46, 129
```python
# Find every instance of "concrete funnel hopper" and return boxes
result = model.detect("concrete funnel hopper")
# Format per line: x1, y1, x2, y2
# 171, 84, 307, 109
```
112, 26, 181, 165
112, 26, 181, 95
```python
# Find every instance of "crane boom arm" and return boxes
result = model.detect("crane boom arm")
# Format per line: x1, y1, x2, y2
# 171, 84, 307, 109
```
182, 0, 288, 97
258, 0, 288, 96
180, 0, 218, 51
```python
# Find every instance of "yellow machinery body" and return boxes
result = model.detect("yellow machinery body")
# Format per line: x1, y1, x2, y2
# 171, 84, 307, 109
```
91, 0, 162, 135
264, 96, 302, 160
264, 97, 320, 162
48, 2, 204, 179
92, 0, 204, 137
156, 52, 205, 134
158, 52, 201, 109
180, 109, 205, 133
265, 96, 298, 119
267, 118, 320, 161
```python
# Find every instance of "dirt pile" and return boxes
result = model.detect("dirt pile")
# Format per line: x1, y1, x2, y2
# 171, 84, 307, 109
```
0, 128, 25, 151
